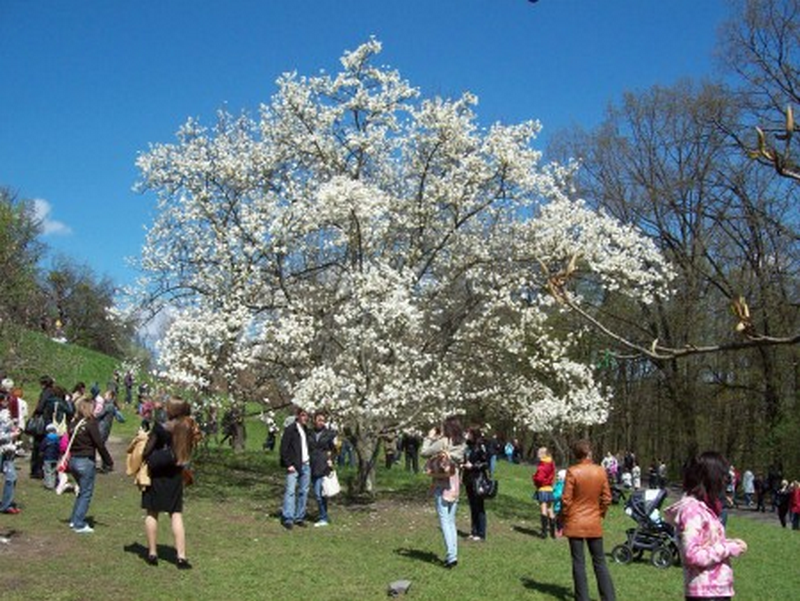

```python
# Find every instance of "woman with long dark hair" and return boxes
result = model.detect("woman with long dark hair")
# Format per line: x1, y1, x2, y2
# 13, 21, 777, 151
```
462, 426, 489, 541
665, 452, 748, 601
421, 415, 465, 568
141, 397, 200, 568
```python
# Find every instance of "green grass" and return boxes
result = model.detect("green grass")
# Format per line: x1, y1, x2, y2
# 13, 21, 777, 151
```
2, 418, 798, 601
0, 324, 120, 393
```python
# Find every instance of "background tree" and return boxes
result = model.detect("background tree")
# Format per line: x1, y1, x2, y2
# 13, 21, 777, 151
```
44, 257, 134, 358
548, 78, 800, 469
0, 188, 46, 330
134, 40, 673, 492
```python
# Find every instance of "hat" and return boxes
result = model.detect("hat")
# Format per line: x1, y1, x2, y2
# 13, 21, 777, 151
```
0, 378, 13, 392
46, 423, 58, 433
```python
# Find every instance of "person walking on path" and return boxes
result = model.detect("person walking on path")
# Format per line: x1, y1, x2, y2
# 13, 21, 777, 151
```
561, 439, 616, 601
279, 407, 311, 529
665, 451, 748, 600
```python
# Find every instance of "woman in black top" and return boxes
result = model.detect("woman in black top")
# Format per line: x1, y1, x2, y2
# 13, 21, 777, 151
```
67, 396, 114, 533
142, 397, 200, 568
463, 427, 490, 541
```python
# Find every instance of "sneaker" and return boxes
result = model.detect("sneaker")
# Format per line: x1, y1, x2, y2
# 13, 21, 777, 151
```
314, 520, 329, 527
1, 507, 21, 515
73, 525, 94, 534
294, 520, 307, 528
281, 521, 293, 530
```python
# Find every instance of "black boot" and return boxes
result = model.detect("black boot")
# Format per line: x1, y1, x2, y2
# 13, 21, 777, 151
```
540, 514, 548, 538
548, 517, 556, 539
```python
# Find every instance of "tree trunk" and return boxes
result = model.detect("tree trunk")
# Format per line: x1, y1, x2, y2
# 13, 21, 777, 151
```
353, 433, 380, 495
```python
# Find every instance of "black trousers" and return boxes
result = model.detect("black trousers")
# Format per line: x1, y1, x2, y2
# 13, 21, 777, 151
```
568, 537, 616, 601
466, 490, 486, 539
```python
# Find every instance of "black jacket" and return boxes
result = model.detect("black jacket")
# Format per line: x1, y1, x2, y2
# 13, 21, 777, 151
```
308, 427, 337, 478
280, 421, 309, 472
462, 439, 489, 493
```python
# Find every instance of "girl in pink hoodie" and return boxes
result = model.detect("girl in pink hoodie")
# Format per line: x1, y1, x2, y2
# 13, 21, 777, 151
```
665, 452, 747, 600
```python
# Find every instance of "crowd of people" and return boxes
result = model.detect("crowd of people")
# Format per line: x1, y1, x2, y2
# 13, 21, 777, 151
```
3, 375, 799, 596
0, 371, 200, 569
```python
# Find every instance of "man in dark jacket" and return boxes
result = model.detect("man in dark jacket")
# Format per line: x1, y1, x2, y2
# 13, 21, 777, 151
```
279, 407, 310, 529
308, 411, 337, 526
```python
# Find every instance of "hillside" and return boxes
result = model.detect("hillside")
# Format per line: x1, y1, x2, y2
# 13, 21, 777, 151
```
0, 323, 120, 393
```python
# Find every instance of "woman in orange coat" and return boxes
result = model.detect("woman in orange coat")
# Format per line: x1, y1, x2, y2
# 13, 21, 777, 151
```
561, 439, 616, 601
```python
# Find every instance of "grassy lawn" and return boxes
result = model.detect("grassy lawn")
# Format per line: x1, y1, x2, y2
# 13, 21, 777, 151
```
2, 412, 797, 600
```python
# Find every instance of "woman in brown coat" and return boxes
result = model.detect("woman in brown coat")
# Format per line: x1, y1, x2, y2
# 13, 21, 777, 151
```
561, 439, 616, 601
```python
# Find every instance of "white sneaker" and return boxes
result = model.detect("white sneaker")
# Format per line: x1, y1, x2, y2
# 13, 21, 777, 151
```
73, 525, 94, 534
314, 520, 329, 527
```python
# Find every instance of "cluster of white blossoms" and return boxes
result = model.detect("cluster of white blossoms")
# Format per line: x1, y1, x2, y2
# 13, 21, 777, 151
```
134, 39, 674, 452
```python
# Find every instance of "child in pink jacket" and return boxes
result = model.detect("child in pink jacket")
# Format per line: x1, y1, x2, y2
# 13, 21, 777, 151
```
665, 452, 747, 600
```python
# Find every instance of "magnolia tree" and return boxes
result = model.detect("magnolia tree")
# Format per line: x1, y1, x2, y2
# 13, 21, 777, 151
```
134, 40, 672, 491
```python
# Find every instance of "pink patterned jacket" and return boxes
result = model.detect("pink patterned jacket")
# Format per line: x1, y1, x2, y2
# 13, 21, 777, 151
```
665, 495, 744, 598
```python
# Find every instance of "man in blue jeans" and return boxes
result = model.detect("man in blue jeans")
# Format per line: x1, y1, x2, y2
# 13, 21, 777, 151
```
279, 408, 310, 529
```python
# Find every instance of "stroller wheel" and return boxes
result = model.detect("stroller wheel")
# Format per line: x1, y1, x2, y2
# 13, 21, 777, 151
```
651, 545, 673, 569
611, 544, 633, 565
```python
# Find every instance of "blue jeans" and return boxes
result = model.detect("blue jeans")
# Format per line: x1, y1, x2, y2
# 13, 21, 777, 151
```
69, 456, 96, 528
312, 475, 329, 523
434, 489, 458, 563
282, 464, 310, 525
1, 455, 18, 511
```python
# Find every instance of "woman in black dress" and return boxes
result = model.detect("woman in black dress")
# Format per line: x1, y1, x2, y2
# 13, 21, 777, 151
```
142, 397, 200, 568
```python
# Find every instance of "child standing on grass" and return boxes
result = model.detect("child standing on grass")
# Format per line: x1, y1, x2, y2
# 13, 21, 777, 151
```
40, 423, 61, 489
552, 469, 566, 538
665, 451, 747, 601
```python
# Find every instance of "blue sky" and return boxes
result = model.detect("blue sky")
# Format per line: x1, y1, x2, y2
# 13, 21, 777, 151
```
0, 0, 730, 290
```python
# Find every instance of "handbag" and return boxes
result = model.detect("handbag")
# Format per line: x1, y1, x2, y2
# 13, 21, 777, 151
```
474, 471, 498, 499
25, 414, 46, 437
321, 470, 341, 497
146, 447, 176, 473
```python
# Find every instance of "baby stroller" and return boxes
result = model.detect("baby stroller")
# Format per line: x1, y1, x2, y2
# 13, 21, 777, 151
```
611, 488, 679, 569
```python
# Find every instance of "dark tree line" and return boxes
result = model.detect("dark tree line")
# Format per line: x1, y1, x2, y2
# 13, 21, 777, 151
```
546, 0, 800, 476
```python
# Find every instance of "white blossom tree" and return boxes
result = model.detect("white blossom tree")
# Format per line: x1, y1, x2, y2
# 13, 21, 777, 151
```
134, 39, 673, 491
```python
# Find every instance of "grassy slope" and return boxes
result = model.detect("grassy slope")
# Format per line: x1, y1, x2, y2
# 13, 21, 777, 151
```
0, 325, 120, 393
2, 414, 798, 601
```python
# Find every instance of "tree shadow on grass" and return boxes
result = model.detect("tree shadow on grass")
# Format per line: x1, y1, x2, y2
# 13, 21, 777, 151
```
394, 547, 441, 566
520, 576, 573, 600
